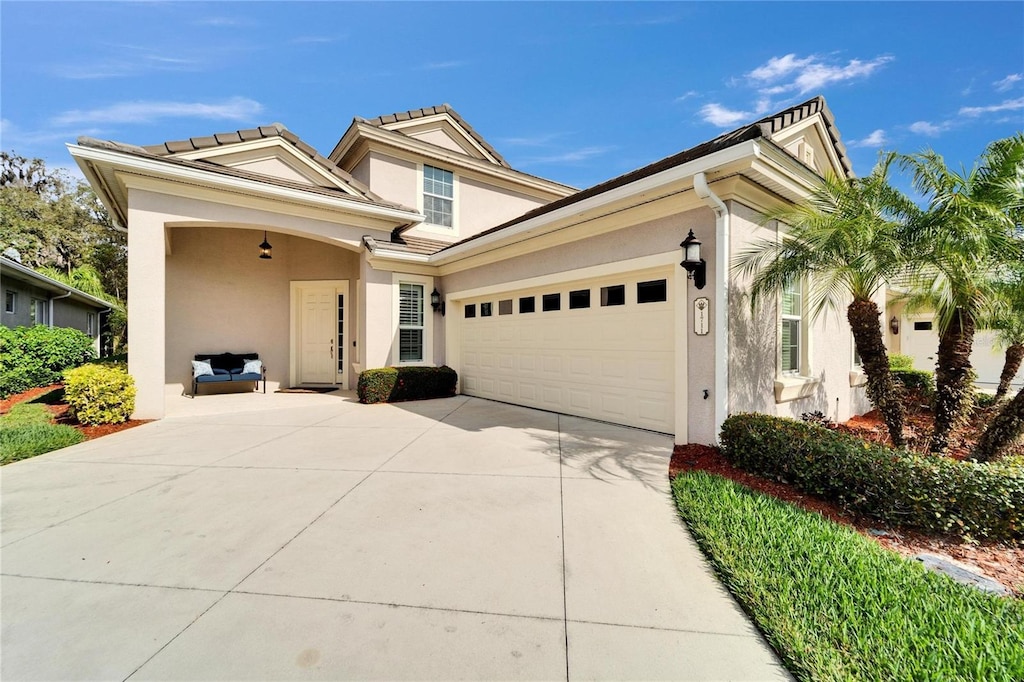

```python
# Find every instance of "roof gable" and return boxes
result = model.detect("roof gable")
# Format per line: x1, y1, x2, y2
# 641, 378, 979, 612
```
140, 124, 386, 202
357, 105, 510, 168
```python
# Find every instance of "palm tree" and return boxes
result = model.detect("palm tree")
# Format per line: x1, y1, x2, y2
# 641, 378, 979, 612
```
733, 159, 914, 446
974, 385, 1024, 462
897, 134, 1024, 455
987, 270, 1024, 403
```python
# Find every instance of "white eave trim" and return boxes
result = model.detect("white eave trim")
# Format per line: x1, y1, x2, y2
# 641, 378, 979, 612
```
430, 139, 761, 265
67, 144, 424, 224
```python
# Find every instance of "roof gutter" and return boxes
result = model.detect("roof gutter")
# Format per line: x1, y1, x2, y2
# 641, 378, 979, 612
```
693, 171, 730, 442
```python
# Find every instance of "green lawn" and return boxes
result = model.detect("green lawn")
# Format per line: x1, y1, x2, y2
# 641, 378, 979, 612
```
0, 401, 83, 464
672, 471, 1024, 681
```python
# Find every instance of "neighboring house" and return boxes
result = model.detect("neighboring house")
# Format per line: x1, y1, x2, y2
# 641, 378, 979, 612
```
0, 254, 110, 354
886, 299, 1023, 392
69, 96, 876, 445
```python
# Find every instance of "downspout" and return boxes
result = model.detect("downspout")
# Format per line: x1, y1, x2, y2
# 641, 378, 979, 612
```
692, 172, 730, 441
48, 291, 72, 328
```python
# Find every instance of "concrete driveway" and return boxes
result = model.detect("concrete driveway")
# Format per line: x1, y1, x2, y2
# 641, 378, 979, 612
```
1, 394, 786, 681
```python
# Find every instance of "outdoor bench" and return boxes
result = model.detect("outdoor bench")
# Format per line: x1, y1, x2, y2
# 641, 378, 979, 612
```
191, 352, 266, 396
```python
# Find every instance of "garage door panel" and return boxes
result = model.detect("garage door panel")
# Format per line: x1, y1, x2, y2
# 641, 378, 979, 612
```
458, 269, 675, 433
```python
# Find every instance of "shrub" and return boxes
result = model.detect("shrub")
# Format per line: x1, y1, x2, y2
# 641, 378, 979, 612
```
672, 472, 1024, 681
63, 363, 135, 425
0, 403, 84, 464
720, 413, 1024, 541
888, 353, 915, 370
0, 325, 95, 397
891, 368, 935, 398
358, 366, 458, 404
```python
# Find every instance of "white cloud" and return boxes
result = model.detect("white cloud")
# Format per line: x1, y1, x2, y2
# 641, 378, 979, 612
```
51, 97, 264, 127
0, 118, 104, 147
959, 97, 1024, 117
748, 54, 816, 83
994, 73, 1022, 92
521, 146, 614, 165
746, 53, 893, 95
417, 61, 466, 71
674, 90, 699, 102
909, 121, 948, 137
849, 129, 888, 148
699, 103, 754, 127
290, 35, 343, 45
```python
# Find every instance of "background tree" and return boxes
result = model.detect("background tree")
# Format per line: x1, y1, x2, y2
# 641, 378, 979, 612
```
898, 134, 1024, 454
733, 160, 914, 446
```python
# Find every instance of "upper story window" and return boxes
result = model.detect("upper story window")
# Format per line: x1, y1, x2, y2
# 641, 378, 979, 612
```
781, 279, 803, 375
423, 165, 454, 227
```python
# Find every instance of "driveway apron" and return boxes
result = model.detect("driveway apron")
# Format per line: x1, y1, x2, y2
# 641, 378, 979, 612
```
1, 394, 787, 681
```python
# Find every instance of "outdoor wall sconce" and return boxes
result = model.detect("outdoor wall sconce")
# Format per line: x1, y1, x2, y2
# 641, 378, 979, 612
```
679, 229, 706, 289
258, 231, 273, 260
889, 315, 900, 335
430, 288, 445, 316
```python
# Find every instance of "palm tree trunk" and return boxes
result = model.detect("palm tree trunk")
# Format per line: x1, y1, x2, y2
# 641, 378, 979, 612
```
994, 343, 1024, 403
974, 385, 1024, 462
930, 308, 976, 454
847, 299, 905, 447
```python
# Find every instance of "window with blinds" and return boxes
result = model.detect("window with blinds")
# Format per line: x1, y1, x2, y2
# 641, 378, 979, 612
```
423, 165, 454, 227
781, 279, 802, 374
399, 283, 424, 362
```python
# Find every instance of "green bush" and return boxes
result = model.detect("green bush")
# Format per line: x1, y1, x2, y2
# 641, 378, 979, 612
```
63, 363, 135, 425
0, 403, 84, 464
888, 353, 915, 370
891, 368, 935, 398
357, 366, 458, 404
672, 472, 1024, 681
0, 325, 95, 398
720, 413, 1024, 541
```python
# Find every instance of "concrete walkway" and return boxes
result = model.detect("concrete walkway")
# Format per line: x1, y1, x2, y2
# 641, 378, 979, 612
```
1, 393, 787, 681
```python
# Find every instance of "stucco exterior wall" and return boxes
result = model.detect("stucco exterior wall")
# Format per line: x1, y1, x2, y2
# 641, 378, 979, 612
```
456, 177, 548, 239
166, 227, 359, 391
0, 274, 102, 351
367, 153, 419, 212
727, 201, 872, 423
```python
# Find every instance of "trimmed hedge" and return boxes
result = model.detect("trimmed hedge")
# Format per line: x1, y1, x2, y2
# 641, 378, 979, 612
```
888, 353, 915, 370
720, 413, 1024, 542
0, 325, 95, 398
891, 368, 935, 398
357, 366, 458, 404
64, 363, 136, 425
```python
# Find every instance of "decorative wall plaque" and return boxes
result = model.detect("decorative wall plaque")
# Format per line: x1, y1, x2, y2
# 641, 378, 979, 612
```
694, 297, 710, 336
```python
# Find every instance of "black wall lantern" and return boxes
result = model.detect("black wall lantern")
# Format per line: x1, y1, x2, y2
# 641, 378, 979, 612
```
258, 231, 273, 260
889, 315, 900, 335
430, 288, 445, 316
680, 229, 706, 289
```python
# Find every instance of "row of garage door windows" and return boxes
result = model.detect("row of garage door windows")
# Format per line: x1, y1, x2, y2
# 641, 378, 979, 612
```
464, 279, 668, 319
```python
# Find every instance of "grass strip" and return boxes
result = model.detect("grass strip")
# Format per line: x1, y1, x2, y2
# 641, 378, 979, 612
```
0, 403, 84, 464
672, 471, 1024, 681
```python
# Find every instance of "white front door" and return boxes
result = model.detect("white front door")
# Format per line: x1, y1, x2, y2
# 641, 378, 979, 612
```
295, 281, 349, 387
902, 313, 938, 373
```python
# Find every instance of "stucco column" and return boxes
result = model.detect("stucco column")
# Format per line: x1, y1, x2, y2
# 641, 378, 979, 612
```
359, 251, 394, 369
126, 191, 166, 419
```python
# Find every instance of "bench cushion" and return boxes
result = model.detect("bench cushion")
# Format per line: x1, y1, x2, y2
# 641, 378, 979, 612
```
195, 352, 259, 372
233, 372, 262, 382
195, 374, 234, 383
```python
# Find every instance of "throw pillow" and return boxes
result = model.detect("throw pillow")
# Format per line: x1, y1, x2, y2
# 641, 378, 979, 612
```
191, 360, 214, 378
242, 359, 262, 375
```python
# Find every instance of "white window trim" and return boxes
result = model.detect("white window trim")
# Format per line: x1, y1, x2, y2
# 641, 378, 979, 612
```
4, 290, 16, 314
416, 163, 459, 237
391, 273, 434, 366
775, 278, 817, 402
30, 298, 49, 326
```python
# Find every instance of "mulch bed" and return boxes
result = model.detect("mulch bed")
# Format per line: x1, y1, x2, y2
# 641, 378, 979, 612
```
670, 443, 1024, 598
1, 385, 149, 440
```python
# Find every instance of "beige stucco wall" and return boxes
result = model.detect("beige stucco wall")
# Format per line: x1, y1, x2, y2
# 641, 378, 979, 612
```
166, 226, 359, 390
454, 177, 547, 239
727, 201, 872, 423
367, 153, 419, 212
406, 128, 468, 155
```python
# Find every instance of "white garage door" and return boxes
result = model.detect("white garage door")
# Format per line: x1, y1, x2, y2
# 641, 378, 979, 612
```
457, 269, 675, 432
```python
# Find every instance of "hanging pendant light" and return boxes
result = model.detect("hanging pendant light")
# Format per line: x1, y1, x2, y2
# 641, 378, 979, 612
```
258, 231, 273, 260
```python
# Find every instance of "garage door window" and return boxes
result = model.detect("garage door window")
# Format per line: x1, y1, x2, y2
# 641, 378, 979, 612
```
399, 283, 424, 362
519, 296, 535, 313
542, 293, 561, 311
499, 299, 513, 315
481, 302, 493, 317
465, 304, 476, 318
601, 285, 625, 306
637, 279, 667, 303
569, 289, 591, 309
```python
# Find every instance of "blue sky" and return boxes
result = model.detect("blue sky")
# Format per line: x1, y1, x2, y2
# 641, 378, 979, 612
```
2, 2, 1022, 190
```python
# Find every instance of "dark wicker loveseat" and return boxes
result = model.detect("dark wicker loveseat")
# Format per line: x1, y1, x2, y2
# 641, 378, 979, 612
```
191, 352, 266, 396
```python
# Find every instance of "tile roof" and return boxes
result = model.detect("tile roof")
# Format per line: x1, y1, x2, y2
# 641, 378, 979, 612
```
76, 136, 418, 214
438, 96, 850, 253
140, 123, 388, 203
384, 234, 452, 255
357, 104, 511, 169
